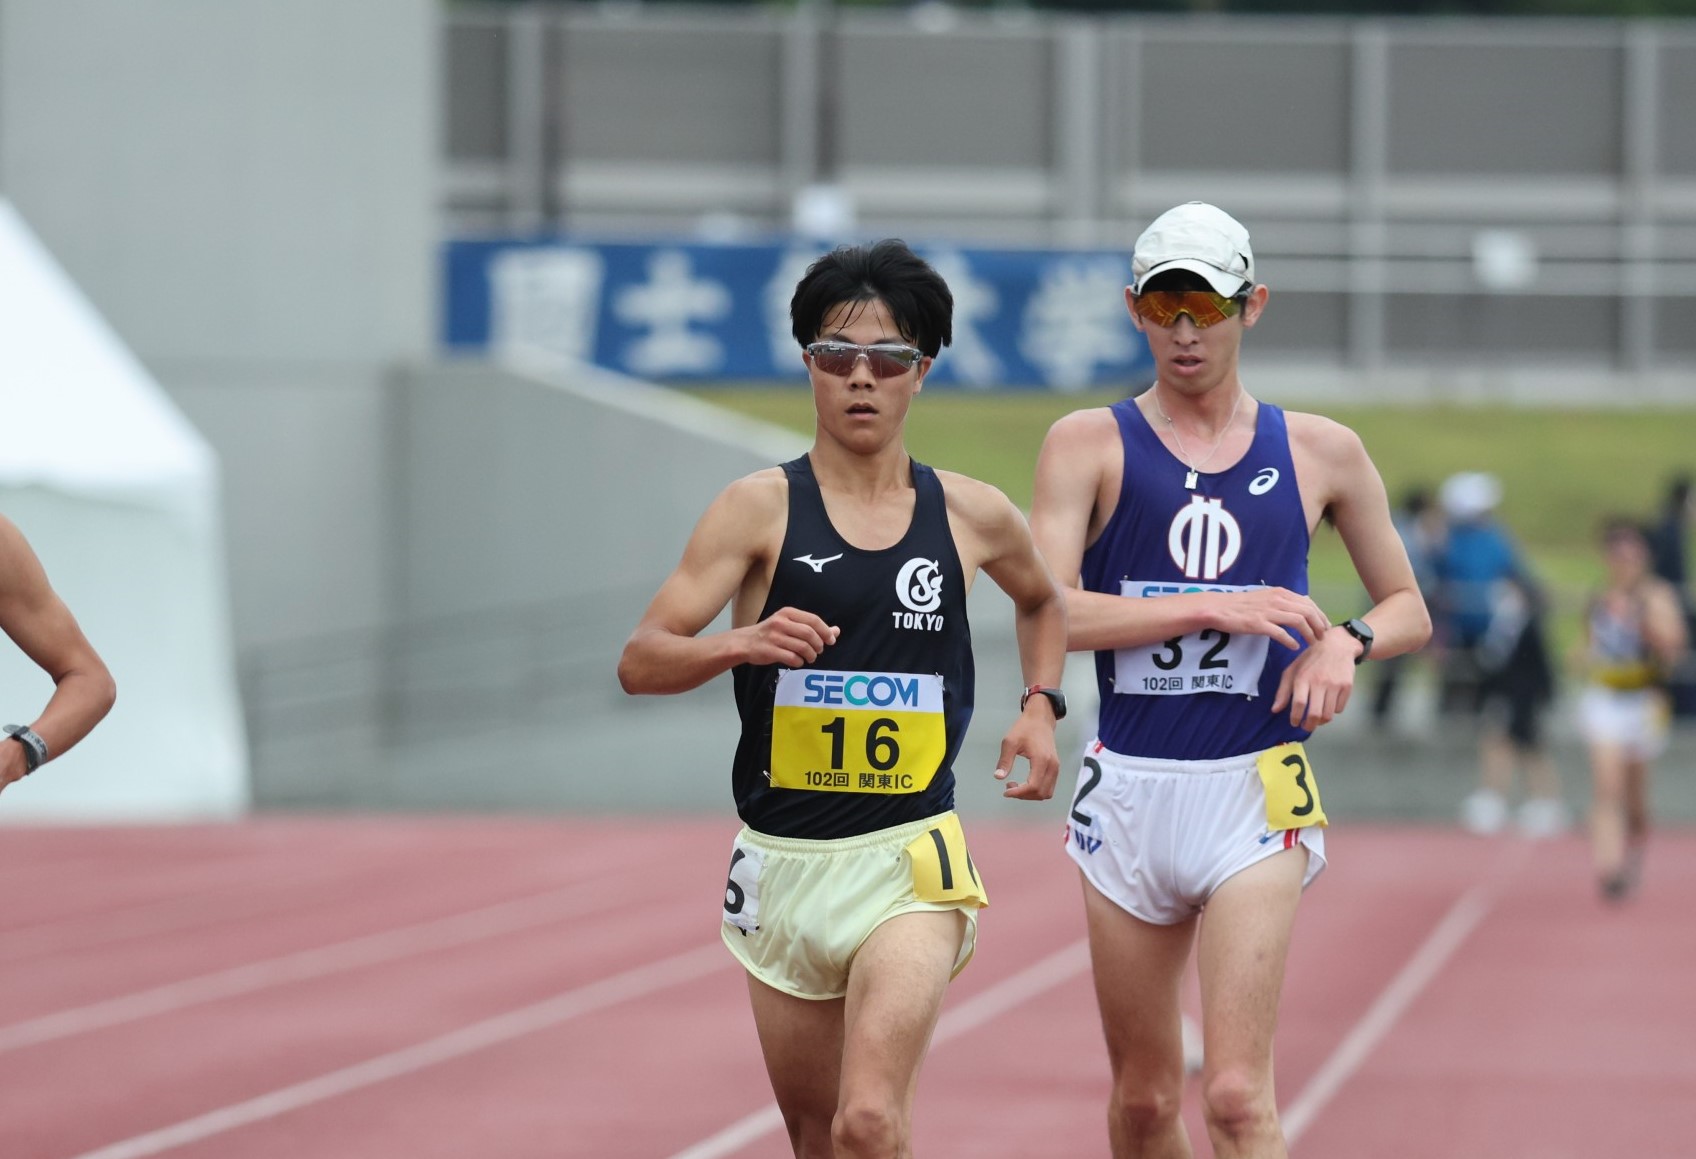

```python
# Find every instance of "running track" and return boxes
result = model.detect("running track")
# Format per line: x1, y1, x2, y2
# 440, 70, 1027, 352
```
1, 817, 1691, 1158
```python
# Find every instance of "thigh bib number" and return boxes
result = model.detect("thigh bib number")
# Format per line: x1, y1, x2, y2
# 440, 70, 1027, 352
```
1254, 742, 1327, 831
722, 839, 764, 935
771, 670, 946, 794
904, 813, 988, 907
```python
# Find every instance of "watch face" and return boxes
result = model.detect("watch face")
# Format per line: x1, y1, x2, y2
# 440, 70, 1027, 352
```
1025, 688, 1066, 719
1344, 620, 1373, 662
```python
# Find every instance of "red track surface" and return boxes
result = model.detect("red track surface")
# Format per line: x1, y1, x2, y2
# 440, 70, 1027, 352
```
1, 817, 1690, 1158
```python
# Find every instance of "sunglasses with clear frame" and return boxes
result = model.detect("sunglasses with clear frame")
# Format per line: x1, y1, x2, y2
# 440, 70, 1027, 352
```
1131, 290, 1249, 329
805, 340, 926, 378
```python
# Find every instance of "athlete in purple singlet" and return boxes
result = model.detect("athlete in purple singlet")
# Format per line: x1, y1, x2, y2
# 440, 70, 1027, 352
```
1031, 202, 1432, 1158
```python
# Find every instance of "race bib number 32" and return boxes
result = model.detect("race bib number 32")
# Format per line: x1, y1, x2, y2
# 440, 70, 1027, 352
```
771, 670, 946, 794
1114, 579, 1271, 697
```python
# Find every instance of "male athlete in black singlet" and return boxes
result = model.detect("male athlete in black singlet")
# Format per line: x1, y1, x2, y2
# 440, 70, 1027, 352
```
620, 240, 1067, 1159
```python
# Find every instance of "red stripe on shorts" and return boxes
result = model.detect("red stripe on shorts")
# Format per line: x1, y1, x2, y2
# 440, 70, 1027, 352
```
1284, 829, 1298, 850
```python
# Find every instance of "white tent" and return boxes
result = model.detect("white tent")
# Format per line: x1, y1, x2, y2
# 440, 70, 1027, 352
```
0, 199, 247, 820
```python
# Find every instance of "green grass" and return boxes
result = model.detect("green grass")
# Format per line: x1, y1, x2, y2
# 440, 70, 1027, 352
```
686, 385, 1694, 653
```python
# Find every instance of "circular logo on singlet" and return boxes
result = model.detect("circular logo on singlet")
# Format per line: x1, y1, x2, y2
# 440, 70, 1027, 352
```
1168, 496, 1242, 581
1249, 467, 1280, 495
896, 558, 944, 613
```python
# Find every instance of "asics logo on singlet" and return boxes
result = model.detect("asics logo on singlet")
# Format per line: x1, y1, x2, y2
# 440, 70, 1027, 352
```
1249, 467, 1280, 495
1168, 495, 1242, 582
793, 552, 843, 573
893, 557, 945, 631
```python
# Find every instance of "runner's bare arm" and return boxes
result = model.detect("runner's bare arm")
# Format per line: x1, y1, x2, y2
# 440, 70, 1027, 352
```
618, 474, 838, 696
0, 517, 117, 793
1273, 416, 1431, 728
1643, 578, 1689, 670
944, 473, 1066, 800
1030, 409, 1328, 654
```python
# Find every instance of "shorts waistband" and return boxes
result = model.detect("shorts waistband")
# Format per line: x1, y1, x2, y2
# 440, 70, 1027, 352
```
737, 812, 958, 854
1086, 740, 1268, 777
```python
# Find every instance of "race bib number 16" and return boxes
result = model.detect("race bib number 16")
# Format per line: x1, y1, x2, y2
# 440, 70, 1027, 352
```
771, 670, 946, 794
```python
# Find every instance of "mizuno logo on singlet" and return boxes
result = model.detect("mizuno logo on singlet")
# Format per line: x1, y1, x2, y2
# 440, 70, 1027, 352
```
793, 553, 843, 573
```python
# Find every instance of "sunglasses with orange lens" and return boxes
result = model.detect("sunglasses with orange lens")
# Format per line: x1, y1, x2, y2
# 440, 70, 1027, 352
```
806, 341, 926, 378
1132, 290, 1247, 329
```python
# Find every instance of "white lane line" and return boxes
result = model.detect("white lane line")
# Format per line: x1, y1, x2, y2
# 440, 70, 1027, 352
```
0, 879, 628, 1054
1281, 840, 1532, 1145
668, 939, 1092, 1159
68, 942, 729, 1159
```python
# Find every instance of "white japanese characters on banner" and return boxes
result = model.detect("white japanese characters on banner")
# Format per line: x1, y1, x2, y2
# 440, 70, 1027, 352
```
447, 237, 1152, 390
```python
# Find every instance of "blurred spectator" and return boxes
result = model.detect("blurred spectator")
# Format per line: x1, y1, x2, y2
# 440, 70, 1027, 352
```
1647, 473, 1696, 718
1371, 485, 1444, 731
1647, 473, 1691, 597
1434, 472, 1567, 838
1577, 518, 1688, 901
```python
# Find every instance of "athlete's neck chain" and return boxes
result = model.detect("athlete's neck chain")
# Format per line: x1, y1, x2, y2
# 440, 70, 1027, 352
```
1153, 388, 1244, 490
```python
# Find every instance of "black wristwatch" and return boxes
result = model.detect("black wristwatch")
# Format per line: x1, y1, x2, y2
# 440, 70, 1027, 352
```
1020, 685, 1067, 720
4, 725, 47, 774
1339, 619, 1374, 665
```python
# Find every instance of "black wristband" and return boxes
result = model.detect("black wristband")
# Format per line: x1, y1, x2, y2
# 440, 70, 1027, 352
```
1020, 685, 1068, 720
1340, 619, 1374, 665
4, 725, 47, 774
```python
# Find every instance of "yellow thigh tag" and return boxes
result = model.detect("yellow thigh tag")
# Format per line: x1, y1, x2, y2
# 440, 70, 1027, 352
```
1254, 742, 1327, 831
904, 814, 988, 907
770, 670, 946, 794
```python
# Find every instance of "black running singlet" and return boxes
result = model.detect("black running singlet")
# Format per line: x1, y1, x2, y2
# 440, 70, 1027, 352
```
730, 455, 975, 839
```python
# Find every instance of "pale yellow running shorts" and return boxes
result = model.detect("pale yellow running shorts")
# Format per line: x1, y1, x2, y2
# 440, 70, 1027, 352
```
720, 811, 988, 1001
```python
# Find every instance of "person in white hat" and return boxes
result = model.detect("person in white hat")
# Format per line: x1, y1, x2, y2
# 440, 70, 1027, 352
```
1430, 469, 1567, 840
1030, 202, 1432, 1158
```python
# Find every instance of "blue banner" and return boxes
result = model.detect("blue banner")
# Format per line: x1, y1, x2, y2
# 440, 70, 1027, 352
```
443, 237, 1152, 391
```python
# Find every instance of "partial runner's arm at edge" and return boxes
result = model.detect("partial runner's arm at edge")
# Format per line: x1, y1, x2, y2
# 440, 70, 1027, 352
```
0, 517, 117, 792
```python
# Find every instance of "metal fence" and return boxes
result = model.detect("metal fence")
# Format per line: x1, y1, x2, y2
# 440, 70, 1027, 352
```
444, 6, 1696, 373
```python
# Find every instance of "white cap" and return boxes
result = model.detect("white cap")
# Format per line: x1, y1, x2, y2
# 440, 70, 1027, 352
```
1439, 471, 1502, 521
1131, 202, 1255, 296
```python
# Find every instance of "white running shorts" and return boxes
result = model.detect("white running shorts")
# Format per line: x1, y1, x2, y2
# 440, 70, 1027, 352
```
1578, 683, 1670, 760
1062, 740, 1327, 926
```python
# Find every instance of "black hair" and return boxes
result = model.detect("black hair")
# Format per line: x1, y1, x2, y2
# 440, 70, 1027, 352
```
789, 239, 953, 357
1599, 515, 1649, 545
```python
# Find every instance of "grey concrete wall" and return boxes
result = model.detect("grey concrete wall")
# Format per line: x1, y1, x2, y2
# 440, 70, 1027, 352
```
0, 0, 438, 648
242, 359, 811, 807
247, 356, 1102, 815
394, 358, 806, 619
